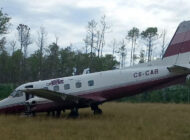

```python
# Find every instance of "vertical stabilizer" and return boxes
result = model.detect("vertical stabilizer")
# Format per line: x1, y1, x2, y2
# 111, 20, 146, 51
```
163, 21, 190, 65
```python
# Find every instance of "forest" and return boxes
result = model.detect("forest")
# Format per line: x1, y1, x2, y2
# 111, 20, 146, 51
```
0, 8, 190, 103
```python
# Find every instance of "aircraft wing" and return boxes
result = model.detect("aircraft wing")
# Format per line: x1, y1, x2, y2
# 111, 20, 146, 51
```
167, 64, 190, 73
21, 89, 98, 105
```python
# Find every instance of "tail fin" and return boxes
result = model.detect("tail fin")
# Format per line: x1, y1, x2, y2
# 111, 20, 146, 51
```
163, 21, 190, 65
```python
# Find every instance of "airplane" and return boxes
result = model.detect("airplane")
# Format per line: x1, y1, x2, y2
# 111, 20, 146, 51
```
0, 20, 190, 117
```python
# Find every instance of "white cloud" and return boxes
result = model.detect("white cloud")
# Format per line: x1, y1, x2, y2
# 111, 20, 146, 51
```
2, 0, 190, 64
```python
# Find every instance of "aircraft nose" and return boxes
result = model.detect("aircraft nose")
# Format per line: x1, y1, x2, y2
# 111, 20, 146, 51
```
0, 99, 5, 107
0, 98, 9, 113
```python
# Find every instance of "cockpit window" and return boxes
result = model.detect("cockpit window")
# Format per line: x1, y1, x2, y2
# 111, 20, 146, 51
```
25, 85, 33, 88
10, 90, 23, 97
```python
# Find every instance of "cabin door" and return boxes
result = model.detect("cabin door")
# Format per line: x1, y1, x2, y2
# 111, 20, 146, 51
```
25, 94, 34, 101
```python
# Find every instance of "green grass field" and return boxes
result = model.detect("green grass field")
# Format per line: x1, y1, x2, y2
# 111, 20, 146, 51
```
0, 102, 190, 140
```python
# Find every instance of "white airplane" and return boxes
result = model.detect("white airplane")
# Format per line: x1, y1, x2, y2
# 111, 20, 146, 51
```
0, 21, 190, 117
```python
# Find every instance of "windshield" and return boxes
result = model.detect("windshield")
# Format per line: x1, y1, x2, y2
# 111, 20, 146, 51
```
10, 90, 23, 97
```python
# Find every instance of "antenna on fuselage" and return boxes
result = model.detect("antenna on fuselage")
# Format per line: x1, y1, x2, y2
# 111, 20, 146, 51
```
83, 68, 90, 74
72, 67, 77, 76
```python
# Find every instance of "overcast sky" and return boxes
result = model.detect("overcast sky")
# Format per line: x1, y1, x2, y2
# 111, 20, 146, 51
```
1, 0, 190, 58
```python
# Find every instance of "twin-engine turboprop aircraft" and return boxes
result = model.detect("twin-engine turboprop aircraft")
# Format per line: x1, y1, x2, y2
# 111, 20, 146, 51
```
1, 21, 190, 117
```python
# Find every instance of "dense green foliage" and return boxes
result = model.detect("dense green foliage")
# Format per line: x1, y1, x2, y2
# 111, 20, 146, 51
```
141, 27, 158, 62
119, 85, 190, 103
0, 9, 10, 51
0, 44, 119, 84
0, 84, 16, 99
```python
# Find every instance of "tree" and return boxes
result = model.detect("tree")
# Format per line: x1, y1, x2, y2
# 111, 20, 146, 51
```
27, 50, 41, 81
17, 24, 32, 82
0, 9, 11, 52
54, 34, 59, 46
17, 24, 32, 58
127, 27, 139, 66
59, 47, 75, 77
118, 40, 127, 68
83, 35, 89, 54
10, 50, 23, 83
101, 54, 119, 70
109, 39, 117, 57
74, 51, 90, 74
87, 19, 97, 59
141, 27, 158, 62
45, 43, 60, 78
9, 40, 16, 55
139, 49, 145, 63
84, 16, 110, 58
0, 50, 10, 83
36, 26, 47, 79
0, 9, 11, 83
98, 15, 110, 57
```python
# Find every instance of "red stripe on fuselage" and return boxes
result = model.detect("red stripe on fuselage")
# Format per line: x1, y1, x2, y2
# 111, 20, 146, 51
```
0, 104, 25, 114
79, 74, 186, 101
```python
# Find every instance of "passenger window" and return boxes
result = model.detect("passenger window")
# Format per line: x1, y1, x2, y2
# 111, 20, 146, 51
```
53, 86, 59, 92
88, 80, 94, 86
76, 82, 82, 88
43, 87, 48, 90
64, 84, 70, 90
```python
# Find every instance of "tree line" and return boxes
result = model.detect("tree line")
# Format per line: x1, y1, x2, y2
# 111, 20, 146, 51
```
0, 8, 168, 84
1, 8, 189, 103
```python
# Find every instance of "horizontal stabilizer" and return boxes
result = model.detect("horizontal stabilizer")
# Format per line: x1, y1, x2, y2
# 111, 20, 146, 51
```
167, 65, 190, 73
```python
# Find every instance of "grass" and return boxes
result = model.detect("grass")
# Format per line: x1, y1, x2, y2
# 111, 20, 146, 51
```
0, 102, 190, 140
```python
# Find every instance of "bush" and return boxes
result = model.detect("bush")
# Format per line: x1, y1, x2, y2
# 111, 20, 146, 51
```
118, 85, 190, 103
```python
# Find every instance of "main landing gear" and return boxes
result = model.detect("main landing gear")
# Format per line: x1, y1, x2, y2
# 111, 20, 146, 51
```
68, 107, 79, 118
91, 105, 102, 115
47, 110, 61, 117
68, 105, 103, 118
55, 110, 61, 117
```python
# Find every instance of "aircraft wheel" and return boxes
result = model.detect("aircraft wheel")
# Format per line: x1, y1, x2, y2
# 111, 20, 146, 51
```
51, 111, 55, 117
93, 108, 102, 115
47, 111, 50, 116
31, 111, 36, 117
91, 105, 102, 115
56, 110, 61, 118
68, 108, 79, 118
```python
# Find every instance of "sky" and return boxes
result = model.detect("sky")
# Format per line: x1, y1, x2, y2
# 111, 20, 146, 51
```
1, 0, 190, 61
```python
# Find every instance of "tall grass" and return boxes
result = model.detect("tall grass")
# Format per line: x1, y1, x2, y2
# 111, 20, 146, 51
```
0, 102, 190, 140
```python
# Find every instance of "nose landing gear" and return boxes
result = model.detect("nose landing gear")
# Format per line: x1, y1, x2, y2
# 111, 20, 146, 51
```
25, 102, 36, 117
68, 107, 79, 118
